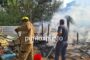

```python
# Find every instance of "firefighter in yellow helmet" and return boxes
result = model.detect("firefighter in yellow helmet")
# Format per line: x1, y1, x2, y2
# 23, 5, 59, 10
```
15, 16, 35, 60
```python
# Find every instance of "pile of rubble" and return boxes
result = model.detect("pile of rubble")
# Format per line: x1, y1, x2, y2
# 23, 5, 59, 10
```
66, 45, 90, 60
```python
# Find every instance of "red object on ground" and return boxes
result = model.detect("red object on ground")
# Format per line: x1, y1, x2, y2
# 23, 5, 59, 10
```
34, 54, 42, 60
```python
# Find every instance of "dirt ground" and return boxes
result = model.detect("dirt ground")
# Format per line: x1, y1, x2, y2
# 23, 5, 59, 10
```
34, 45, 90, 60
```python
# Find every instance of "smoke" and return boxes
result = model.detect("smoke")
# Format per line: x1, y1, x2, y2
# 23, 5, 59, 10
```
51, 0, 75, 29
51, 0, 90, 31
49, 0, 90, 42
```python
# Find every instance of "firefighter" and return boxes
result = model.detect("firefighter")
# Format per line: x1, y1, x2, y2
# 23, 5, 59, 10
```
15, 16, 35, 60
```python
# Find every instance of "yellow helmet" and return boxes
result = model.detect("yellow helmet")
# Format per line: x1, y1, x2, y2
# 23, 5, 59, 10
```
22, 16, 29, 21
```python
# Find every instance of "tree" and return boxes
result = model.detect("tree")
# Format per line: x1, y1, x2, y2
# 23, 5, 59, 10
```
65, 15, 74, 31
32, 0, 61, 22
0, 0, 61, 25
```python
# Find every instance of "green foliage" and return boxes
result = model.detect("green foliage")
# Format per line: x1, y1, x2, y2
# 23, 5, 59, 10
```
0, 11, 20, 25
0, 0, 61, 26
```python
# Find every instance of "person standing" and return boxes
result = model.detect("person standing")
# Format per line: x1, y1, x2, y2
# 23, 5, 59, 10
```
55, 19, 68, 60
15, 16, 35, 60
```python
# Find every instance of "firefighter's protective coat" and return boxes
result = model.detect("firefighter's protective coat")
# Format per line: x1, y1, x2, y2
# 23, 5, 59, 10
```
15, 21, 35, 60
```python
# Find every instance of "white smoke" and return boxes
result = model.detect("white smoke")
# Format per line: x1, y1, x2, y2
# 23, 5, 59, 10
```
51, 0, 75, 29
50, 0, 90, 43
